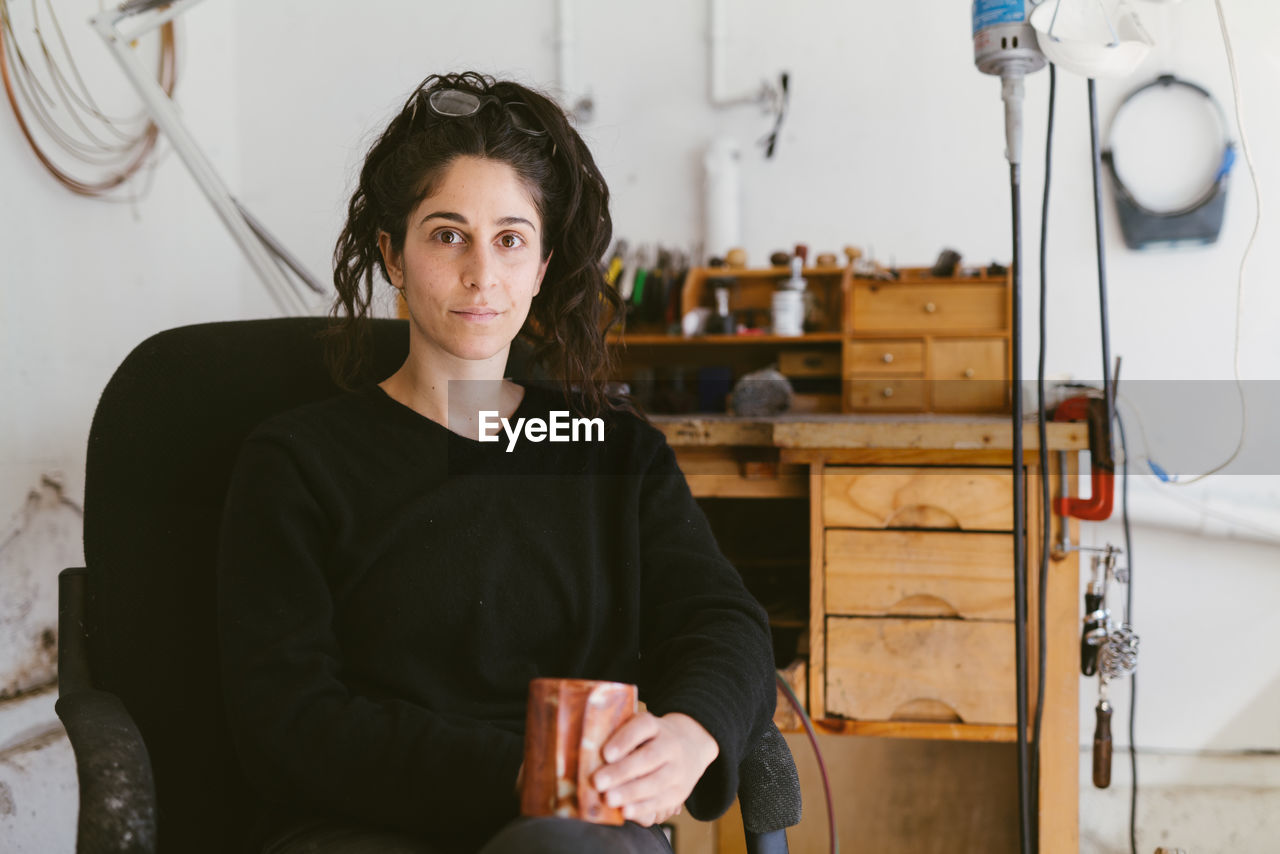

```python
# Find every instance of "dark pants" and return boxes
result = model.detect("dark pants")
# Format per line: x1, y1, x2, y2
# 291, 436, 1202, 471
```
262, 815, 674, 854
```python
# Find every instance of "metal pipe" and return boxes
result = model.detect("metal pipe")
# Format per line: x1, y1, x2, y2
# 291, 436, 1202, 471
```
106, 0, 205, 45
90, 5, 309, 315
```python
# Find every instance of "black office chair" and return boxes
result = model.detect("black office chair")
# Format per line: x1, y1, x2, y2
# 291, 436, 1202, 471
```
56, 318, 801, 854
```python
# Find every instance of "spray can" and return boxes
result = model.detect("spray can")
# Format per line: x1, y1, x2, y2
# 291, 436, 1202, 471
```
972, 0, 1044, 77
972, 0, 1045, 166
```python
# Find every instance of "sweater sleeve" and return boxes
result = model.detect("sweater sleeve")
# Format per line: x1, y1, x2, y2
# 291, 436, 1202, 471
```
632, 434, 777, 821
216, 433, 524, 836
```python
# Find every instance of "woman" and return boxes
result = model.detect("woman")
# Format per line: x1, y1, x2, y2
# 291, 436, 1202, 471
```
217, 72, 776, 854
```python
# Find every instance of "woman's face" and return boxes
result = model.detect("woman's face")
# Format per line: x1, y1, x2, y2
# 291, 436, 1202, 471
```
381, 155, 549, 368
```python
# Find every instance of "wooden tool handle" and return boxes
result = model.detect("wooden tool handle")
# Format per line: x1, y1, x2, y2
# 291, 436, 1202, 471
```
1092, 700, 1113, 789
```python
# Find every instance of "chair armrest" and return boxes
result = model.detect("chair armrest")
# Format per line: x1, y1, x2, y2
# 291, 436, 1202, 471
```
59, 568, 92, 697
55, 690, 158, 854
738, 721, 802, 835
57, 568, 157, 854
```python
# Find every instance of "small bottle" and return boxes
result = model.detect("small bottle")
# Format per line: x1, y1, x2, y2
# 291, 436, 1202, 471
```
772, 257, 806, 336
705, 280, 734, 335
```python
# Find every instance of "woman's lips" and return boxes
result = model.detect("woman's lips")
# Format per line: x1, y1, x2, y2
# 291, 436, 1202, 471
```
452, 308, 501, 322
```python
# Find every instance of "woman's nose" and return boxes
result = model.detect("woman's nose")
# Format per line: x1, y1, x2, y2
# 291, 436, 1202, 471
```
462, 246, 499, 289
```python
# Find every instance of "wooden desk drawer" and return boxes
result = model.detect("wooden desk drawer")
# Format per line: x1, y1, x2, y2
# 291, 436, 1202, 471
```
823, 467, 1014, 531
930, 338, 1008, 412
778, 349, 842, 377
847, 339, 924, 374
845, 379, 926, 412
826, 617, 1015, 725
851, 283, 1007, 333
826, 529, 1013, 620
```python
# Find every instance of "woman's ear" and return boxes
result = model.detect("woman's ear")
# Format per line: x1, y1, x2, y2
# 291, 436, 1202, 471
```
533, 251, 552, 296
378, 231, 404, 289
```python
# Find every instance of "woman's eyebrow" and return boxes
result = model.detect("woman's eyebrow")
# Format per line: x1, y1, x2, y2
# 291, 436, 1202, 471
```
418, 210, 467, 227
496, 216, 537, 232
417, 212, 536, 233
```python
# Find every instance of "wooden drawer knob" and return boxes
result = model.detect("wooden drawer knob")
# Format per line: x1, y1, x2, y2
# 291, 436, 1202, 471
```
882, 352, 895, 364
923, 301, 937, 313
963, 367, 975, 378
882, 387, 895, 398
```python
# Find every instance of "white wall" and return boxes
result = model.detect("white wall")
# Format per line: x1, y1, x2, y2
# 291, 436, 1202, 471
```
2, 0, 248, 522
1, 1, 249, 846
2, 0, 1278, 850
230, 0, 1280, 744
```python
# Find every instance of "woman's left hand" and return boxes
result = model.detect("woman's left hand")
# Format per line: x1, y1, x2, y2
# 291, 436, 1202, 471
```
591, 711, 719, 826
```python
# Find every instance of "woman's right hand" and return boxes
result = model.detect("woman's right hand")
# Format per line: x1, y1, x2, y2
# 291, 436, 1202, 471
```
590, 711, 718, 827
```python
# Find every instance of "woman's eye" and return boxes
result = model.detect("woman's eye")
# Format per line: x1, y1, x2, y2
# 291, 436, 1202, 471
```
499, 233, 525, 249
436, 229, 463, 245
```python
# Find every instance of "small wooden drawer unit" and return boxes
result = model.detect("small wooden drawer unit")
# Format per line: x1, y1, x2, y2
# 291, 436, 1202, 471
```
822, 467, 1014, 531
778, 349, 843, 377
849, 282, 1007, 333
843, 269, 1011, 414
845, 378, 927, 411
819, 465, 1018, 729
825, 529, 1014, 621
930, 338, 1008, 412
825, 617, 1015, 724
847, 339, 925, 374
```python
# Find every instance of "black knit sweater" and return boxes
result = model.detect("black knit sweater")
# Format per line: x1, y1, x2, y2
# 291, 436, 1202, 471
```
216, 382, 775, 850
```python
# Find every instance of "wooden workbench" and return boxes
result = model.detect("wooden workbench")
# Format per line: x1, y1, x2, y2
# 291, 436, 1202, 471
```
652, 413, 1087, 854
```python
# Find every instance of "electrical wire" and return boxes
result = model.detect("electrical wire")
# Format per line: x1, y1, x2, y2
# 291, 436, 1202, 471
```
0, 0, 172, 182
774, 672, 837, 854
0, 0, 176, 196
1116, 411, 1137, 854
1167, 0, 1262, 485
1031, 64, 1057, 838
1087, 78, 1114, 443
1009, 156, 1033, 854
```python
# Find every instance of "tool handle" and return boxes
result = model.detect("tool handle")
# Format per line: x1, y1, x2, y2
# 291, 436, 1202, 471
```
1081, 592, 1105, 676
1092, 701, 1113, 789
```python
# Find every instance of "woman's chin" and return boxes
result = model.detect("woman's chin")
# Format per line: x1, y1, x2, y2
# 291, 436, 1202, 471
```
445, 338, 511, 365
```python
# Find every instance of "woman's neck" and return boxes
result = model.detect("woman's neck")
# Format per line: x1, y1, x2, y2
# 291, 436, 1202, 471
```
378, 349, 523, 440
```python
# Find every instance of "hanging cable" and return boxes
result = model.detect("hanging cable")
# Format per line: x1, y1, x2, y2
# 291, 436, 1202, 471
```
1009, 156, 1033, 854
775, 673, 837, 854
1087, 79, 1115, 448
1115, 410, 1137, 854
0, 0, 176, 196
1031, 64, 1057, 834
1162, 0, 1260, 485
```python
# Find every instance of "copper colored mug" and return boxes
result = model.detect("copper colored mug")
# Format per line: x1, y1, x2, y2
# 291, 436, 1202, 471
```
520, 678, 638, 824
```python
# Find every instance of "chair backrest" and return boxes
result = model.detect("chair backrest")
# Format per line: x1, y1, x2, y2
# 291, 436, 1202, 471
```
83, 318, 416, 852
82, 319, 797, 852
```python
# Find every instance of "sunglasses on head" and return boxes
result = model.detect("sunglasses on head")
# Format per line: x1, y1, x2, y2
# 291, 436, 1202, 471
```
411, 86, 547, 140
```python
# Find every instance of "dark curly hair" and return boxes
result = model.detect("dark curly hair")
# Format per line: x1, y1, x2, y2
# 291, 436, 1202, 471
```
327, 71, 622, 417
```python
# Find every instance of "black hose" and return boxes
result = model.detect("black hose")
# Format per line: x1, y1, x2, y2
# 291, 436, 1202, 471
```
1091, 76, 1134, 854
1032, 65, 1057, 834
1010, 158, 1032, 854
1087, 79, 1115, 450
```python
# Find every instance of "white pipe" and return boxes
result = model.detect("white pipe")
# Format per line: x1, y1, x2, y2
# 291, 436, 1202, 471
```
90, 4, 309, 315
703, 136, 742, 259
105, 0, 204, 43
558, 0, 575, 99
708, 0, 766, 107
555, 0, 593, 122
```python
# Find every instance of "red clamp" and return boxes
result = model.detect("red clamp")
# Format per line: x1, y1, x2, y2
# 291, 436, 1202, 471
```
1053, 395, 1114, 522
